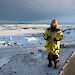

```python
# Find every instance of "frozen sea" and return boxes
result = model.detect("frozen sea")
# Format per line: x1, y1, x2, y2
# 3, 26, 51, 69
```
0, 24, 75, 75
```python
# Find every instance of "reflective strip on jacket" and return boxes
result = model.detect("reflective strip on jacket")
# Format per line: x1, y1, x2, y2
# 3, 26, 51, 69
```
43, 27, 63, 55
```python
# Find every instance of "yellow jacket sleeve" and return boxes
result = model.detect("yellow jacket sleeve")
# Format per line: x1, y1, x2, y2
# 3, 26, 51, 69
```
54, 31, 63, 41
43, 29, 49, 40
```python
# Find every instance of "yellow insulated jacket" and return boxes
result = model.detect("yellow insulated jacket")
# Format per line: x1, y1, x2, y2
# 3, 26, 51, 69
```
43, 27, 63, 55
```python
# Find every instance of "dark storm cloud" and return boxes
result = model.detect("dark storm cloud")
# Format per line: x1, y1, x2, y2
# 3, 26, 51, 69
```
0, 0, 75, 21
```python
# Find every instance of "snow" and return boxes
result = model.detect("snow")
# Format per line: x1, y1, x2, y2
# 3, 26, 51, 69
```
0, 24, 75, 75
25, 37, 37, 42
0, 57, 10, 67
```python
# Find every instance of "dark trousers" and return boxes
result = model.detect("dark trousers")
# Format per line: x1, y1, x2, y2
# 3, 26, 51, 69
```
47, 53, 59, 65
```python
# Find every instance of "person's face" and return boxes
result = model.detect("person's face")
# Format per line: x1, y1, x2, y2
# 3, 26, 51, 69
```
51, 21, 57, 27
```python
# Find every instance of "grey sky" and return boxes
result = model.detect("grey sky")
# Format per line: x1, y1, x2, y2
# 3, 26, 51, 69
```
0, 0, 75, 22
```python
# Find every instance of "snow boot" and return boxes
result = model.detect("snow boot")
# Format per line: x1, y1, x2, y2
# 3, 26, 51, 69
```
54, 59, 59, 69
47, 53, 52, 67
47, 60, 52, 67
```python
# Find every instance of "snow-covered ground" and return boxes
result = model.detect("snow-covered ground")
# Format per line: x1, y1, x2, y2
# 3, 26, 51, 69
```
0, 24, 75, 75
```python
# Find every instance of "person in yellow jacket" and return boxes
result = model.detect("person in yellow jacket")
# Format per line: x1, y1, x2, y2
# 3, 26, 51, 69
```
43, 19, 63, 69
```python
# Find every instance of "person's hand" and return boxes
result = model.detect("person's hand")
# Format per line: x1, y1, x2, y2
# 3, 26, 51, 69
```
49, 39, 54, 42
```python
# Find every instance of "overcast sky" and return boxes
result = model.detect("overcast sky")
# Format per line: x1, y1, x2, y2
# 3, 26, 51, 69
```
0, 0, 75, 23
